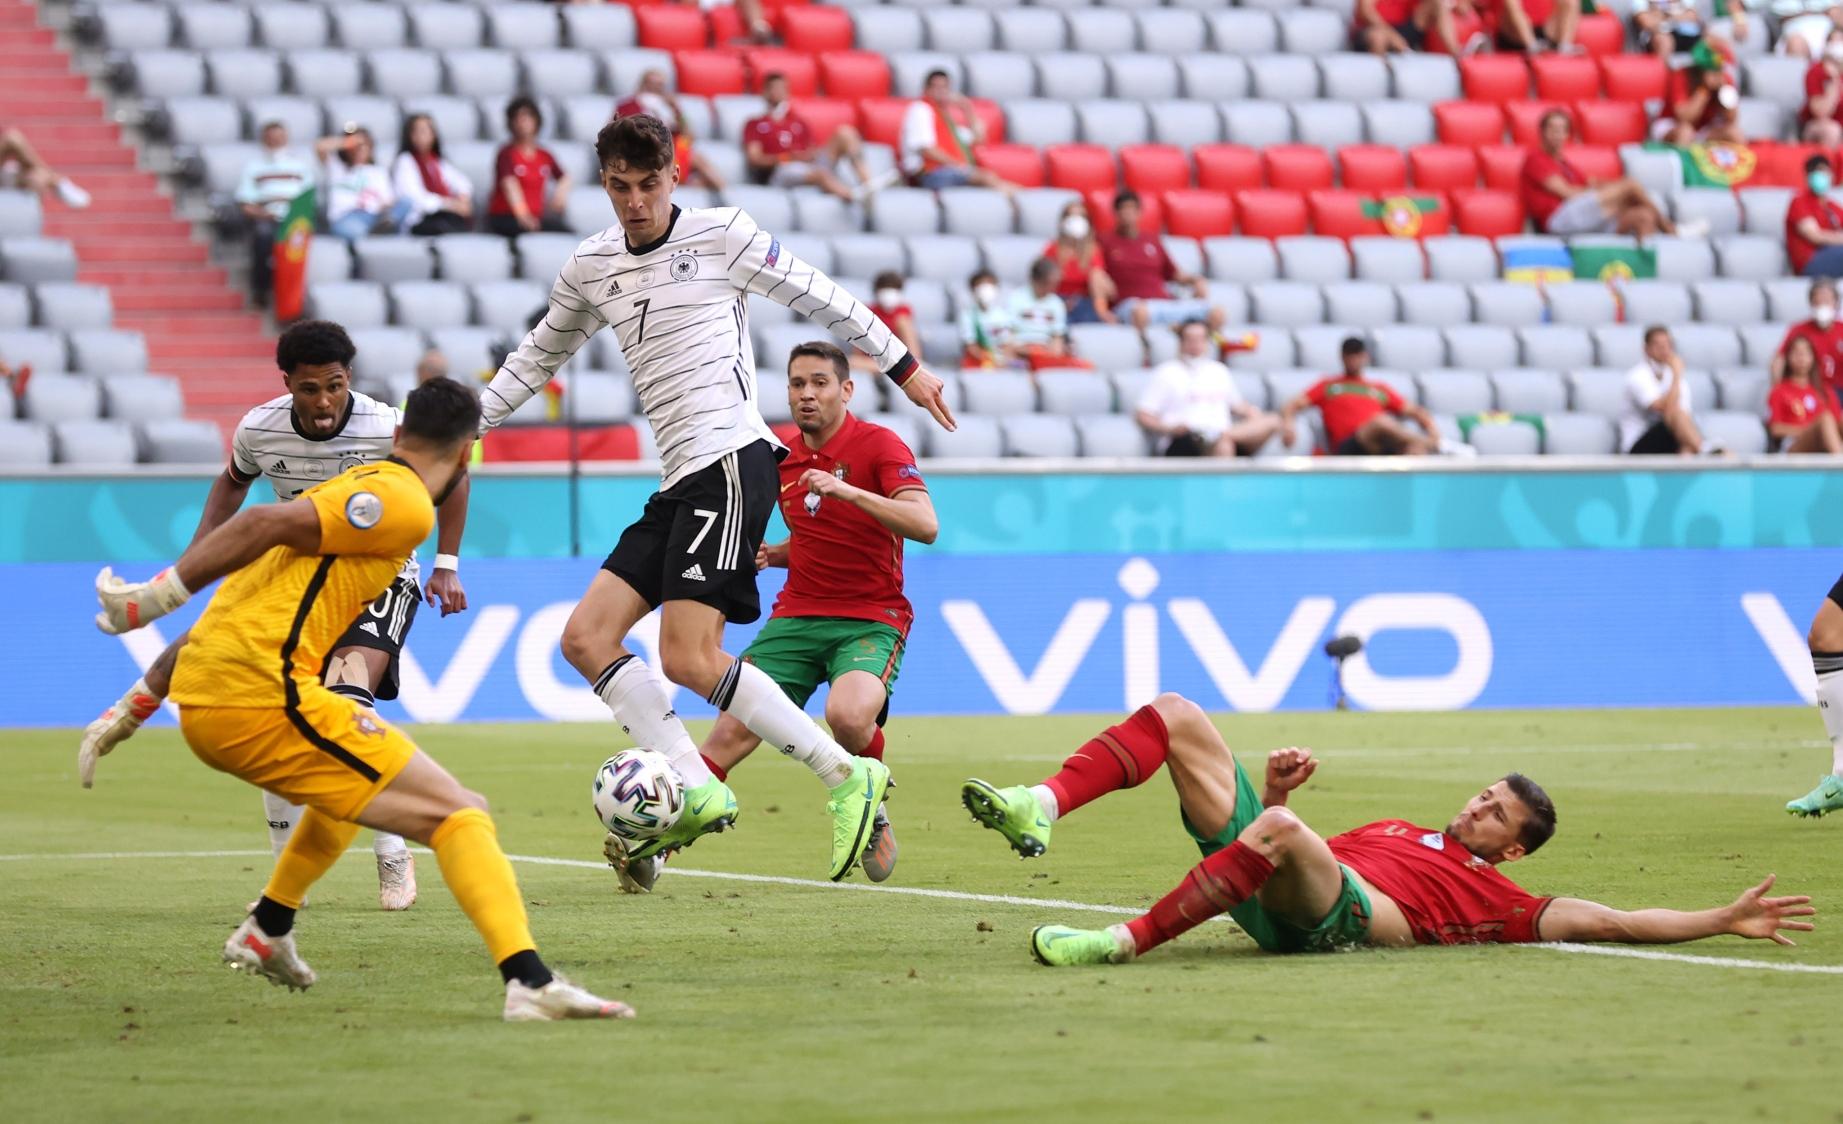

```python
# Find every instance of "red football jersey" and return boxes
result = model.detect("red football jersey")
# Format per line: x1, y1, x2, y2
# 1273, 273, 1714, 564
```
1769, 379, 1840, 427
1305, 376, 1406, 449
771, 412, 927, 635
1776, 320, 1843, 397
1328, 820, 1553, 946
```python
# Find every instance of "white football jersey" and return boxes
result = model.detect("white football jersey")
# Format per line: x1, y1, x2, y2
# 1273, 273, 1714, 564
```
479, 205, 917, 490
230, 389, 419, 582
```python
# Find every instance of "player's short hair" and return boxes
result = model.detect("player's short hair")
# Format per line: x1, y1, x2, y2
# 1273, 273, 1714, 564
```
505, 95, 541, 131
1113, 190, 1141, 213
788, 340, 850, 381
1643, 324, 1672, 347
402, 375, 481, 449
1340, 335, 1368, 357
1501, 773, 1557, 854
924, 68, 950, 86
596, 114, 674, 174
872, 269, 905, 292
276, 319, 356, 375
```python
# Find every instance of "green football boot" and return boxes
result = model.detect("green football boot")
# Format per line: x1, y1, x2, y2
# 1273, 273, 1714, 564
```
961, 779, 1052, 858
629, 776, 738, 861
1787, 775, 1843, 818
827, 757, 891, 881
1030, 925, 1134, 967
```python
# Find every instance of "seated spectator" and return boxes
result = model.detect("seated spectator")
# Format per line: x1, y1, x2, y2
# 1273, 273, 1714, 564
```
315, 125, 393, 242
487, 97, 572, 238
1807, 31, 1843, 147
959, 269, 1018, 369
1655, 41, 1744, 146
0, 127, 87, 209
615, 70, 726, 190
1136, 320, 1279, 457
1352, 0, 1433, 54
1008, 258, 1092, 371
1774, 281, 1843, 399
1770, 335, 1843, 453
1633, 0, 1708, 57
1041, 200, 1107, 324
857, 270, 924, 374
235, 120, 313, 305
1622, 325, 1705, 455
1523, 110, 1680, 237
1281, 337, 1441, 456
743, 73, 885, 202
390, 113, 473, 235
1494, 0, 1583, 54
899, 70, 1014, 194
1096, 191, 1224, 334
1786, 154, 1843, 277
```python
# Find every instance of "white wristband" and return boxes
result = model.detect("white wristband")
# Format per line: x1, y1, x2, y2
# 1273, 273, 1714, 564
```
434, 553, 460, 573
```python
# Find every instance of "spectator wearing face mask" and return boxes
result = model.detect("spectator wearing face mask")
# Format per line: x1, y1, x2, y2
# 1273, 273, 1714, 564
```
1773, 279, 1843, 400
1007, 258, 1093, 371
1788, 154, 1843, 277
1040, 200, 1107, 324
1136, 319, 1280, 457
959, 269, 1020, 369
1803, 30, 1843, 146
854, 270, 923, 375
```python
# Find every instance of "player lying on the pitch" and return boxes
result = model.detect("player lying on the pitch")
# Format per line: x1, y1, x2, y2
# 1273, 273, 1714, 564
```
89, 377, 627, 1021
606, 341, 936, 891
962, 694, 1815, 966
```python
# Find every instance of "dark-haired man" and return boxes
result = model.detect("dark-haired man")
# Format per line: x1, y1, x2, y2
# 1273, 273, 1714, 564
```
1282, 336, 1441, 456
613, 342, 936, 892
88, 378, 627, 1021
961, 694, 1814, 966
899, 69, 1013, 193
478, 114, 954, 883
486, 96, 572, 237
742, 72, 883, 203
79, 319, 473, 912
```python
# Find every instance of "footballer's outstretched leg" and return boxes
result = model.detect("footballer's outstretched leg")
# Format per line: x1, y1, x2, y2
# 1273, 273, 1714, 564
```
1790, 592, 1843, 817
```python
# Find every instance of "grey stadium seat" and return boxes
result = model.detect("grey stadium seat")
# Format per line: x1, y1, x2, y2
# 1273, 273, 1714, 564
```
1519, 326, 1595, 371
140, 419, 224, 464
366, 48, 442, 99
285, 49, 361, 98
1, 238, 78, 283
1654, 237, 1717, 281
870, 189, 941, 237
1671, 188, 1743, 235
430, 326, 505, 375
486, 4, 561, 51
470, 280, 546, 335
1075, 414, 1150, 457
0, 420, 51, 465
890, 52, 963, 97
1320, 53, 1391, 101
1620, 144, 1683, 196
1207, 10, 1280, 54
1544, 281, 1619, 325
348, 327, 427, 380
1616, 280, 1693, 324
1745, 55, 1808, 110
390, 281, 471, 330
1001, 415, 1078, 457
1389, 54, 1461, 101
1542, 412, 1618, 455
1351, 238, 1426, 283
1139, 9, 1208, 55
32, 283, 112, 331
1276, 237, 1349, 283
980, 235, 1053, 286
964, 52, 1036, 101
1279, 8, 1348, 53
905, 235, 982, 285
1067, 9, 1138, 54
1251, 282, 1325, 325
1715, 368, 1771, 412
1322, 281, 1397, 325
1741, 322, 1793, 366
1148, 100, 1223, 147
1693, 279, 1767, 325
1740, 188, 1793, 236
1111, 369, 1155, 411
1370, 326, 1445, 370
53, 420, 137, 465
1224, 331, 1298, 371
1492, 369, 1570, 414
1567, 368, 1631, 416
722, 186, 794, 233
1204, 237, 1279, 282
355, 239, 436, 283
1070, 326, 1146, 372
1360, 100, 1436, 148
1468, 281, 1546, 326
1293, 101, 1364, 149
407, 4, 486, 52
1445, 325, 1519, 370
434, 235, 514, 283
962, 371, 1038, 416
1038, 371, 1114, 415
1109, 55, 1181, 101
0, 328, 67, 373
560, 4, 636, 49
604, 48, 674, 94
1762, 280, 1809, 324
1468, 419, 1542, 456
305, 235, 351, 285
1699, 410, 1769, 454
1711, 234, 1784, 279
70, 330, 147, 375
1249, 55, 1320, 102
161, 96, 241, 145
0, 283, 25, 328
1291, 327, 1360, 371
254, 5, 329, 50
1014, 188, 1082, 237
1222, 100, 1293, 147
1424, 237, 1498, 283
402, 95, 483, 143
0, 190, 41, 239
321, 96, 398, 144
24, 373, 99, 422
127, 50, 206, 98
1397, 282, 1471, 326
245, 96, 323, 144
1673, 323, 1743, 368
1418, 370, 1493, 414
1003, 100, 1079, 147
1076, 100, 1149, 146
939, 189, 1016, 237
206, 49, 282, 99
520, 49, 602, 100
924, 414, 1003, 459
328, 3, 409, 50
87, 5, 173, 51
1178, 55, 1249, 101
1591, 326, 1646, 368
994, 9, 1068, 53
830, 235, 907, 280
853, 9, 924, 55
175, 4, 252, 50
307, 282, 388, 328
924, 9, 996, 52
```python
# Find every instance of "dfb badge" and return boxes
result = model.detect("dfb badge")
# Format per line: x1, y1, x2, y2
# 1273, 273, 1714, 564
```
670, 253, 698, 282
337, 453, 367, 473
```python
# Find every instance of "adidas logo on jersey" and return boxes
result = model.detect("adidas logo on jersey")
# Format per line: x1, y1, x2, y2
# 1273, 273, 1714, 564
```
270, 459, 289, 474
681, 563, 707, 582
360, 621, 380, 637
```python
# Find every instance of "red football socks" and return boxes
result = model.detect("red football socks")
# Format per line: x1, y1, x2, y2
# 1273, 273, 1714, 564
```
860, 727, 885, 762
1042, 704, 1170, 817
1125, 842, 1276, 955
700, 754, 728, 782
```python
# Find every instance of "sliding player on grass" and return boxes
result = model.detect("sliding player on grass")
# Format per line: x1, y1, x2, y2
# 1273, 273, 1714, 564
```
89, 378, 627, 1021
963, 694, 1814, 965
79, 319, 471, 911
1788, 577, 1843, 817
607, 340, 936, 890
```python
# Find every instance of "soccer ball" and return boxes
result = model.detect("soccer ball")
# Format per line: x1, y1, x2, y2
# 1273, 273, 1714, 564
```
591, 749, 685, 841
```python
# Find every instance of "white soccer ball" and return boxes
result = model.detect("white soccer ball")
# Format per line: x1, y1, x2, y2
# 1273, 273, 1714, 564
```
591, 749, 685, 841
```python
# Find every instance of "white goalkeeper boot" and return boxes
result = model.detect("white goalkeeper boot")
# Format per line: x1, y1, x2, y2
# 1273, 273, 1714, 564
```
222, 916, 316, 991
504, 977, 634, 1022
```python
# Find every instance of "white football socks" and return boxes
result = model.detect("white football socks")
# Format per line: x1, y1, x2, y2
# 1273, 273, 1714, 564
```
261, 789, 303, 857
1815, 654, 1843, 775
716, 659, 855, 788
1030, 784, 1061, 823
596, 655, 711, 787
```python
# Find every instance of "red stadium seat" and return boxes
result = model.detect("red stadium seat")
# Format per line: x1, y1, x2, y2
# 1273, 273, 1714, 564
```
1193, 144, 1263, 193
1460, 55, 1530, 103
1576, 11, 1625, 56
1477, 145, 1526, 192
1533, 55, 1600, 102
969, 98, 1006, 144
856, 97, 908, 147
1047, 144, 1118, 192
1086, 188, 1161, 235
1234, 189, 1309, 239
1574, 100, 1647, 147
778, 5, 853, 53
819, 51, 891, 99
973, 143, 1046, 188
673, 50, 747, 97
1339, 144, 1408, 193
1309, 191, 1382, 240
1506, 102, 1573, 147
1567, 144, 1622, 183
1120, 144, 1191, 194
1599, 54, 1667, 103
1161, 189, 1235, 238
793, 98, 857, 145
1263, 144, 1335, 192
1409, 144, 1480, 192
636, 5, 708, 50
708, 4, 744, 44
1434, 101, 1505, 146
745, 49, 819, 96
1452, 190, 1526, 238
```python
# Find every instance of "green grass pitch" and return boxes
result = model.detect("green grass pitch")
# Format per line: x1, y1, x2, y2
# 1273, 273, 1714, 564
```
2, 707, 1837, 1123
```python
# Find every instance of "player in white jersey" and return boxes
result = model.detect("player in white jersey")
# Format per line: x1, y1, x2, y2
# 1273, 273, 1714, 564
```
476, 114, 954, 882
78, 320, 475, 910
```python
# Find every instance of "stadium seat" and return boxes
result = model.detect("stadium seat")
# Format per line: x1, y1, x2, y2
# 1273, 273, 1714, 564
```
0, 420, 51, 465
1194, 145, 1263, 193
1074, 414, 1150, 457
70, 331, 147, 376
1037, 371, 1114, 416
176, 4, 253, 50
1087, 190, 1162, 235
1277, 9, 1345, 54
819, 51, 890, 99
1320, 52, 1391, 103
1620, 281, 1693, 325
1180, 56, 1250, 102
1109, 55, 1182, 101
1423, 236, 1499, 282
1566, 145, 1624, 184
1693, 280, 1768, 326
780, 6, 853, 53
962, 371, 1038, 416
1519, 325, 1596, 370
1589, 328, 1646, 369
355, 240, 435, 284
890, 52, 964, 98
1001, 99, 1079, 147
1469, 419, 1542, 456
1433, 101, 1504, 147
940, 189, 1016, 237
1292, 101, 1365, 149
1409, 145, 1480, 192
1352, 238, 1427, 282
1361, 100, 1438, 148
1652, 237, 1717, 281
1460, 55, 1530, 102
23, 373, 98, 422
636, 5, 708, 51
1533, 54, 1600, 102
1323, 281, 1398, 325
1445, 325, 1519, 369
967, 145, 1041, 189
1506, 102, 1571, 148
674, 51, 746, 97
1739, 323, 1791, 366
140, 418, 224, 464
963, 51, 1034, 100
1370, 325, 1445, 370
1276, 236, 1351, 283
1715, 367, 1771, 412
0, 283, 26, 329
1494, 369, 1571, 414
1700, 410, 1769, 454
1418, 369, 1494, 414
1069, 325, 1146, 372
1545, 281, 1619, 325
1396, 282, 1471, 325
1146, 100, 1224, 148
1339, 145, 1408, 193
1014, 188, 1081, 237
53, 420, 137, 465
407, 4, 485, 52
389, 281, 471, 331
1264, 145, 1335, 193
1306, 192, 1379, 241
1541, 411, 1618, 455
87, 5, 174, 51
1453, 191, 1525, 238
1045, 145, 1118, 194
1765, 278, 1814, 322
559, 4, 635, 49
1575, 101, 1648, 147
1120, 145, 1190, 195
1236, 190, 1310, 239
1203, 236, 1279, 281
1672, 189, 1744, 236
1476, 146, 1527, 191
1222, 101, 1294, 147
206, 49, 282, 99
1249, 55, 1321, 103
1390, 54, 1462, 102
1159, 190, 1233, 239
31, 283, 111, 332
1469, 281, 1546, 326
1206, 9, 1280, 55
924, 414, 1002, 458
1598, 53, 1667, 104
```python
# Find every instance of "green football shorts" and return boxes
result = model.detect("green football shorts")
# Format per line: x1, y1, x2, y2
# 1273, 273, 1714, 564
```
740, 615, 905, 708
1181, 754, 1372, 954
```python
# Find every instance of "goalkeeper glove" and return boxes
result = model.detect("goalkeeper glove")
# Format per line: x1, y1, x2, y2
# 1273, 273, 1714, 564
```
94, 566, 191, 634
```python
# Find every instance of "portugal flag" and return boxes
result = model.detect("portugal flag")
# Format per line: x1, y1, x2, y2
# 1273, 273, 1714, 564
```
273, 188, 315, 322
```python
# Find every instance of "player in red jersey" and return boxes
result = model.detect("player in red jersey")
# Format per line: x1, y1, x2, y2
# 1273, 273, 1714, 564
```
605, 340, 936, 891
962, 694, 1814, 965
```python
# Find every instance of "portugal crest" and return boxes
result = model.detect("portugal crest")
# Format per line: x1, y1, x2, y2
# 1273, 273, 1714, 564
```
1690, 142, 1757, 187
1378, 195, 1423, 238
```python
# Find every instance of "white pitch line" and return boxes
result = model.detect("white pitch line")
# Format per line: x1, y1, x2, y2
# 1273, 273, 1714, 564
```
3, 847, 1835, 976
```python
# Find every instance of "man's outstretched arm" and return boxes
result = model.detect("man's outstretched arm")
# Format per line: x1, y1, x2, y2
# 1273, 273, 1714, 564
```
1537, 875, 1815, 946
95, 500, 322, 634
1261, 747, 1317, 808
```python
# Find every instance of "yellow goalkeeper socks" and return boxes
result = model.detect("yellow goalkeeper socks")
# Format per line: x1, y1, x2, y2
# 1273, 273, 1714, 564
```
430, 807, 545, 979
259, 806, 362, 929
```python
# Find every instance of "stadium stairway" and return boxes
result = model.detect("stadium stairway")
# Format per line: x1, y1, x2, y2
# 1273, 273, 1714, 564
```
5, 0, 265, 441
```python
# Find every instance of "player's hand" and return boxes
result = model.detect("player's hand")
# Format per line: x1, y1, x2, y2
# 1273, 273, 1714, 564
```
1264, 747, 1318, 794
94, 566, 190, 635
756, 540, 789, 570
424, 568, 467, 617
901, 367, 957, 432
1280, 424, 1298, 448
800, 467, 853, 501
1725, 874, 1816, 945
